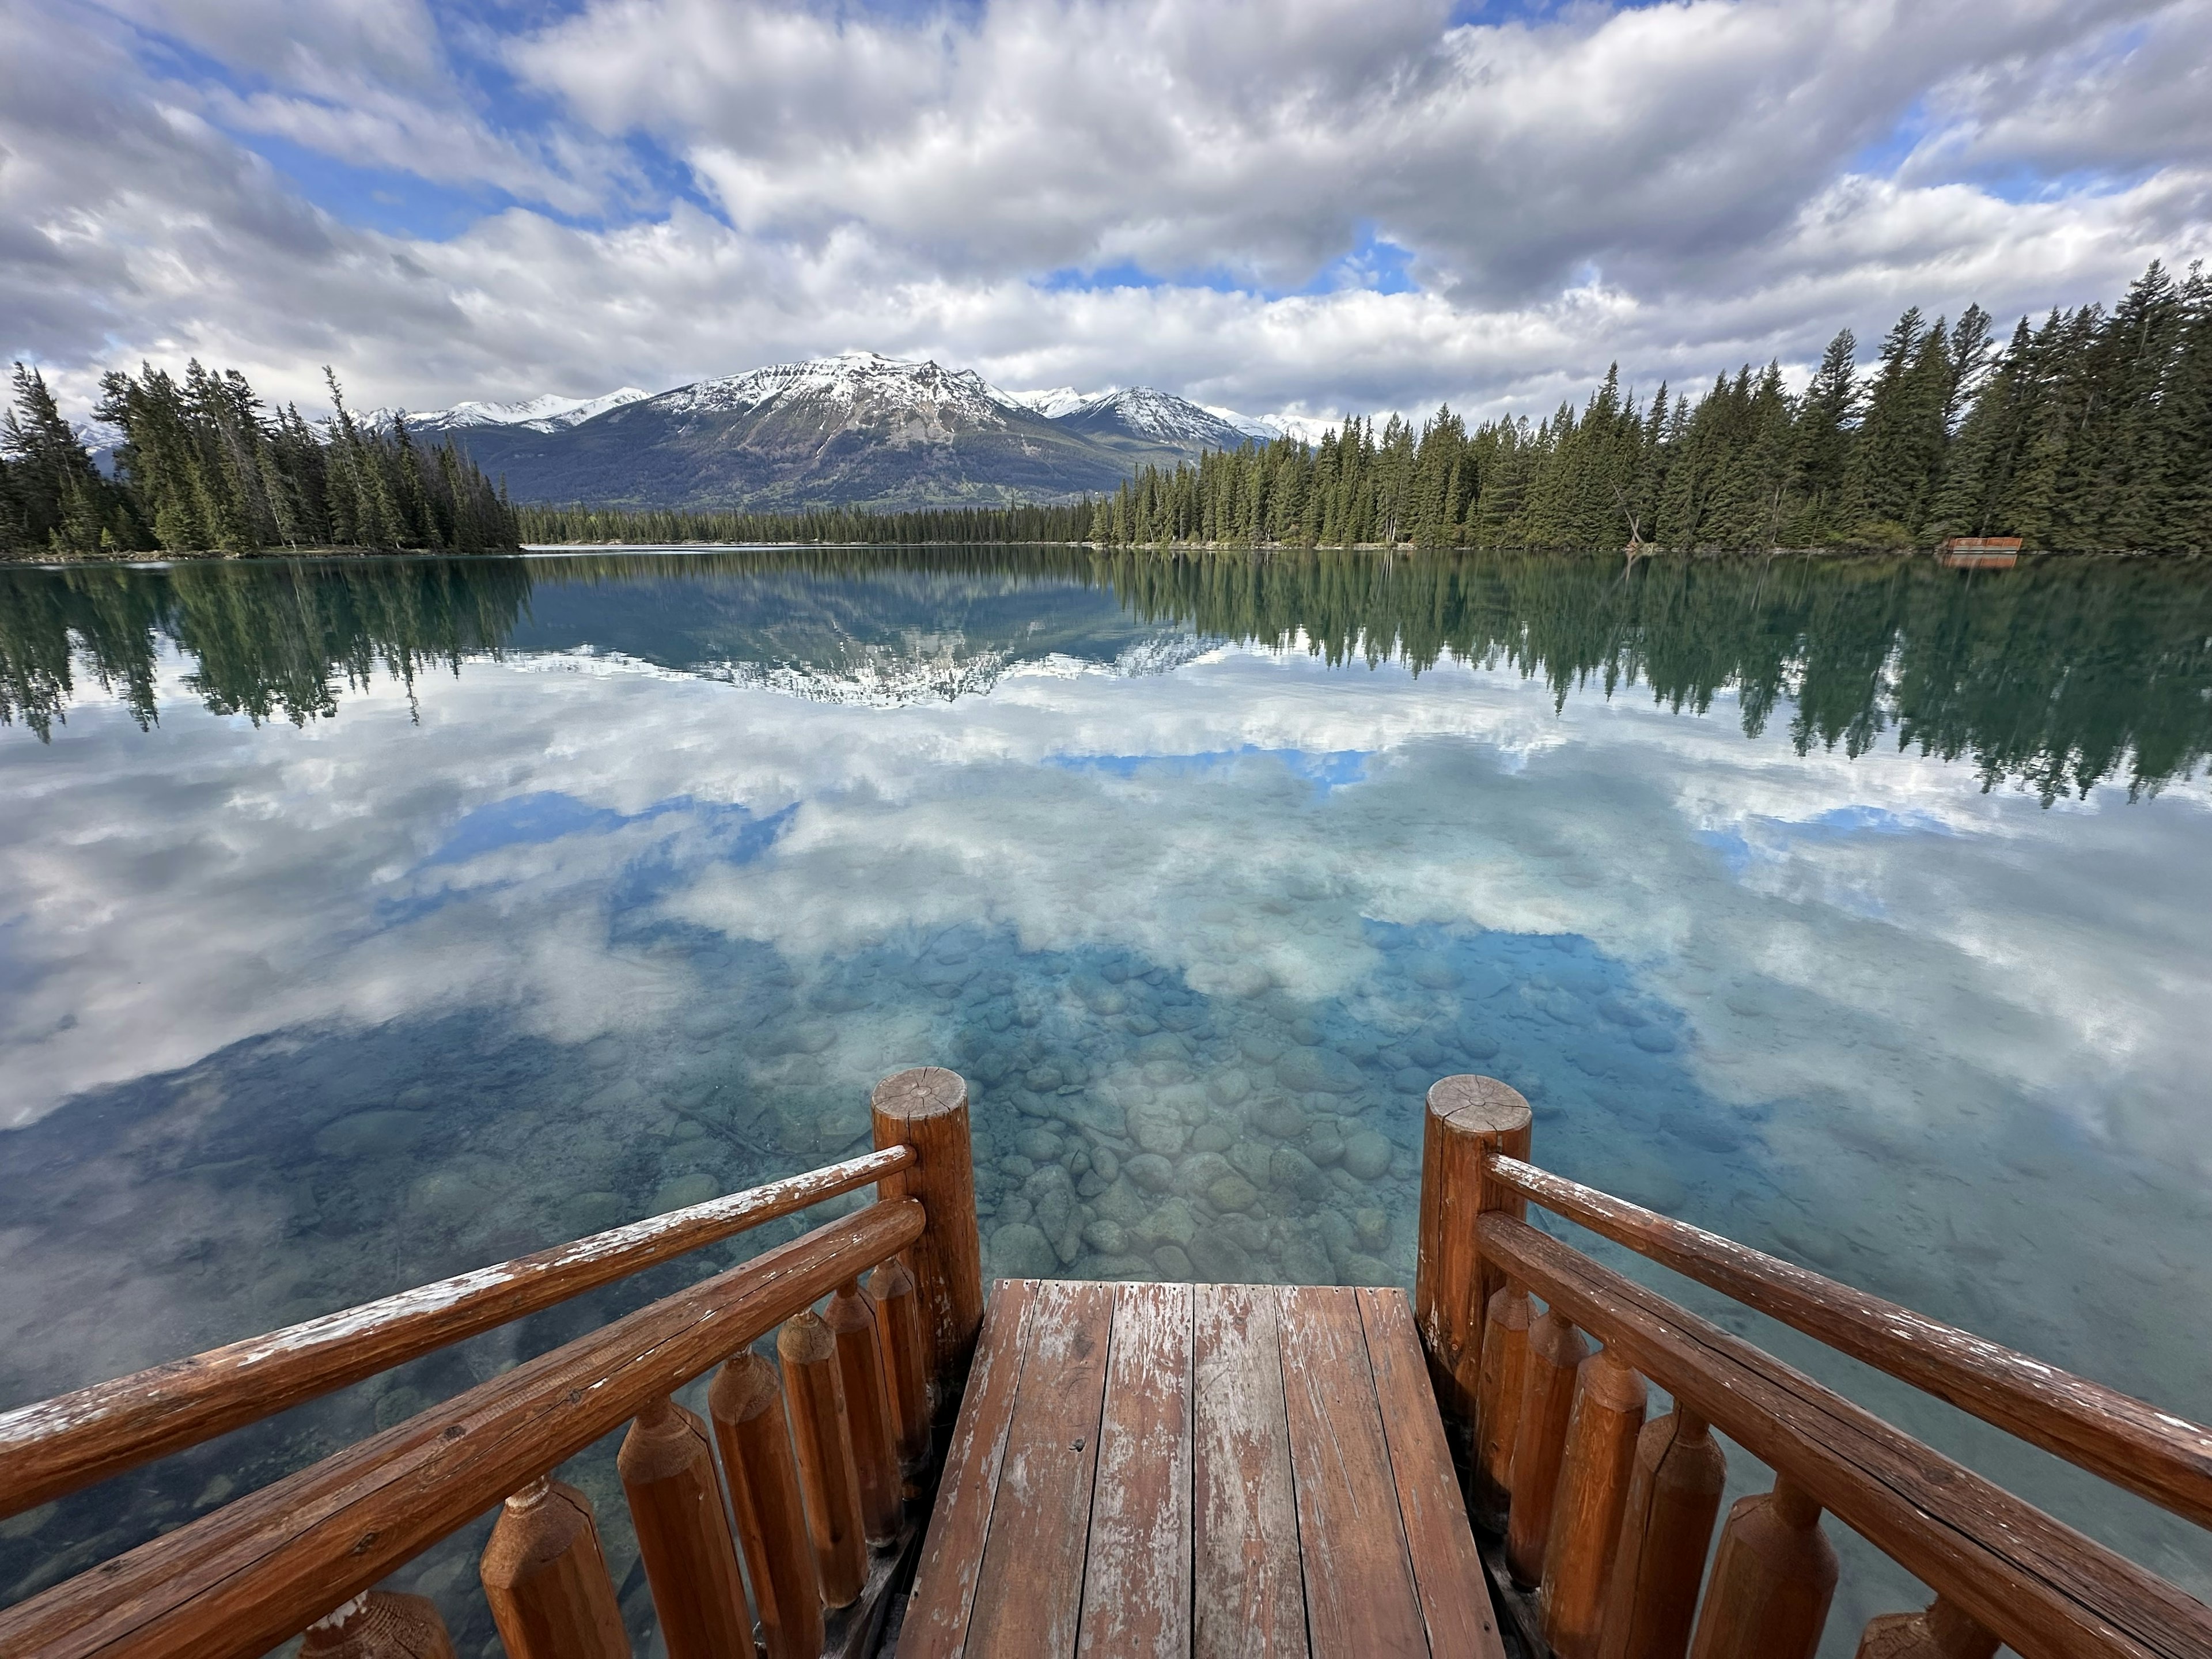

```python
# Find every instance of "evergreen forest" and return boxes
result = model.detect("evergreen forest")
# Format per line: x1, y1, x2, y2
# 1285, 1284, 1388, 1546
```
0, 362, 520, 559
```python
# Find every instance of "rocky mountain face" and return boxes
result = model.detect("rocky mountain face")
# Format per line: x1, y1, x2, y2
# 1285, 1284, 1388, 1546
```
439, 353, 1285, 510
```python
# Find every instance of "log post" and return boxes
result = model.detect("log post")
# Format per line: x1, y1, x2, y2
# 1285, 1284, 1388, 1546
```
870, 1067, 984, 1410
1855, 1596, 1999, 1659
1542, 1347, 1649, 1659
616, 1395, 752, 1659
1506, 1305, 1591, 1586
708, 1352, 824, 1659
479, 1476, 627, 1659
779, 1310, 868, 1608
1415, 1075, 1532, 1423
825, 1277, 903, 1547
868, 1256, 931, 1474
1597, 1408, 1728, 1659
1472, 1282, 1532, 1532
299, 1592, 456, 1659
1684, 1474, 1838, 1659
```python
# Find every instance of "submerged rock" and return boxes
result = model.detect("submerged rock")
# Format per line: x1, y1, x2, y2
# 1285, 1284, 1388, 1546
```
1342, 1131, 1393, 1181
988, 1222, 1057, 1279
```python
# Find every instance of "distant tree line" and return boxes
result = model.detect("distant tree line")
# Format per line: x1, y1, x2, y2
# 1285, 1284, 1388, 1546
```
516, 499, 1097, 546
1101, 263, 2211, 554
0, 362, 520, 559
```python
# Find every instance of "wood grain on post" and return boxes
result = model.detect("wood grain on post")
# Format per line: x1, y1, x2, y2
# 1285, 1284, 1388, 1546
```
0, 1199, 921, 1659
825, 1277, 903, 1547
868, 1257, 931, 1472
1685, 1475, 1837, 1659
479, 1477, 628, 1659
1596, 1410, 1727, 1659
0, 1146, 915, 1521
1543, 1347, 1649, 1659
1414, 1076, 1532, 1422
616, 1396, 752, 1659
1856, 1596, 2001, 1659
298, 1592, 456, 1659
779, 1310, 868, 1608
1481, 1153, 2212, 1532
871, 1067, 986, 1407
707, 1353, 823, 1659
1472, 1282, 1532, 1533
1506, 1305, 1590, 1587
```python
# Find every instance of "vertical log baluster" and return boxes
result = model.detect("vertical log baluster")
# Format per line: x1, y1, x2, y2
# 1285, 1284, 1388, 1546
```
617, 1395, 752, 1659
479, 1476, 628, 1659
870, 1067, 985, 1410
868, 1255, 931, 1475
709, 1352, 824, 1659
1414, 1075, 1533, 1425
299, 1591, 456, 1659
1685, 1473, 1838, 1659
1855, 1595, 1999, 1659
1506, 1305, 1591, 1586
1472, 1281, 1533, 1532
1597, 1408, 1728, 1659
826, 1276, 903, 1547
779, 1309, 868, 1608
1542, 1347, 1649, 1659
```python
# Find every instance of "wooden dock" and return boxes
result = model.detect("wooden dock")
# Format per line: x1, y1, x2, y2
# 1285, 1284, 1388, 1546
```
900, 1279, 1502, 1658
2, 1066, 2209, 1659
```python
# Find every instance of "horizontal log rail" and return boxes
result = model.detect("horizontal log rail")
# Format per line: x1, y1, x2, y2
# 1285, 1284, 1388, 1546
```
1484, 1152, 2212, 1531
0, 1197, 927, 1659
1475, 1211, 2212, 1659
0, 1143, 915, 1519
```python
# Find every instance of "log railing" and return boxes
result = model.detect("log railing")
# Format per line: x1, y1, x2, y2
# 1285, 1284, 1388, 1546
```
0, 1065, 983, 1659
1413, 1074, 2212, 1659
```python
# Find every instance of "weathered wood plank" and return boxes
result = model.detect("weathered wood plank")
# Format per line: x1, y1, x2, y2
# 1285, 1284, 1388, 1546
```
1279, 1285, 1430, 1659
1483, 1153, 2212, 1532
1358, 1287, 1508, 1659
1192, 1283, 1309, 1659
1078, 1282, 1195, 1659
964, 1279, 1115, 1659
897, 1278, 1041, 1659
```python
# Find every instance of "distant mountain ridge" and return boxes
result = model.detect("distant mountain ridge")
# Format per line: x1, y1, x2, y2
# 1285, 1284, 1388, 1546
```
424, 352, 1306, 511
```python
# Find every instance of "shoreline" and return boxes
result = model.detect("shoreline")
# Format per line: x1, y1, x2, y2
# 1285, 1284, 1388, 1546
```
2, 539, 2199, 570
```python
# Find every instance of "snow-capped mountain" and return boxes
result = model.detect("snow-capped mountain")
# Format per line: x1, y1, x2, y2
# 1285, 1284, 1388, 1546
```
1010, 384, 1306, 449
435, 353, 1317, 510
397, 387, 649, 435
654, 351, 1028, 424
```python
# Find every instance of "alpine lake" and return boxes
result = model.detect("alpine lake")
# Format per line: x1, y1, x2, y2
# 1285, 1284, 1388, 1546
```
2, 546, 2209, 1655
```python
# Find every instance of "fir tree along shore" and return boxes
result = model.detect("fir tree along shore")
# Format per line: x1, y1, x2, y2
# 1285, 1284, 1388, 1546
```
1, 363, 520, 560
9, 262, 2210, 560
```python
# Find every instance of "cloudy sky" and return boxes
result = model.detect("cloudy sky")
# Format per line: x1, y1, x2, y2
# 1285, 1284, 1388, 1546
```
6, 0, 2211, 425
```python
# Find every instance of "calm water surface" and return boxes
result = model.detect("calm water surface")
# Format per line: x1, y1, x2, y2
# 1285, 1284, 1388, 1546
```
3, 547, 2209, 1653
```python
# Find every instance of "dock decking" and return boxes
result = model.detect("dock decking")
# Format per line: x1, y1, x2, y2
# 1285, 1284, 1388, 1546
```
897, 1278, 1506, 1658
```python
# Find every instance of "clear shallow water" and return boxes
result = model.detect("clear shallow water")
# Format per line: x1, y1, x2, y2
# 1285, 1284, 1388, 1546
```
2, 548, 2209, 1653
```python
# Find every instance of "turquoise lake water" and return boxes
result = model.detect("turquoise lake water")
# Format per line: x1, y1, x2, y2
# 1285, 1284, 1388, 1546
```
1, 547, 2207, 1653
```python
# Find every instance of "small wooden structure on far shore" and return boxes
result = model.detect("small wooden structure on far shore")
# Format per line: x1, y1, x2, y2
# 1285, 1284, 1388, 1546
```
1939, 536, 2022, 569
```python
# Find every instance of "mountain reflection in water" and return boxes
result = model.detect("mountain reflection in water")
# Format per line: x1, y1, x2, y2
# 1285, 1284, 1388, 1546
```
4, 547, 2208, 802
